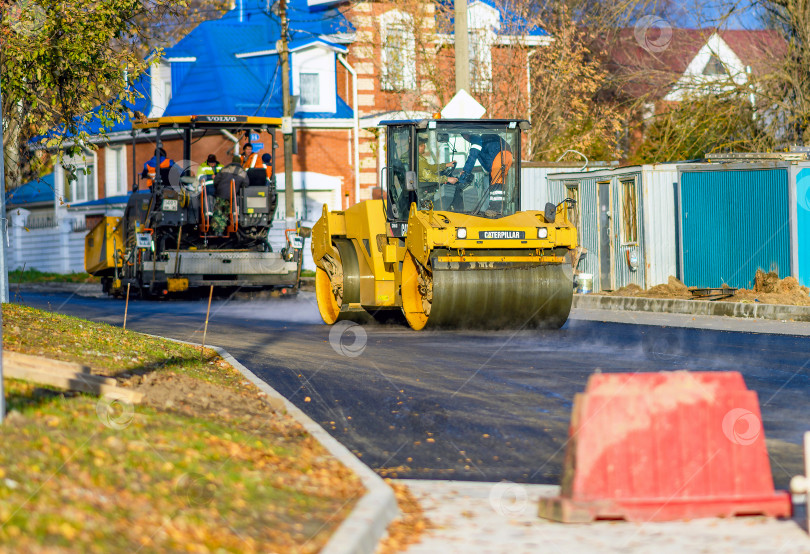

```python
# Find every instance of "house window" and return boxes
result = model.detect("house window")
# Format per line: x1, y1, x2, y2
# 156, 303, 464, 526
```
300, 73, 320, 106
381, 14, 415, 91
70, 165, 96, 204
469, 29, 492, 92
105, 146, 127, 196
703, 54, 727, 76
621, 179, 638, 243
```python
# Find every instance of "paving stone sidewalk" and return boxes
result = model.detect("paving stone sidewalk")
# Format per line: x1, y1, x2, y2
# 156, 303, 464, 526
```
397, 480, 810, 554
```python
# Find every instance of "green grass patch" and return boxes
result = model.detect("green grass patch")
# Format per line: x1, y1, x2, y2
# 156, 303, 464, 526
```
299, 269, 316, 277
4, 304, 239, 386
0, 305, 363, 552
9, 269, 99, 284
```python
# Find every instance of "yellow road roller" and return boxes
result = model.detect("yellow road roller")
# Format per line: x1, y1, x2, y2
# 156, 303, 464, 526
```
312, 118, 578, 330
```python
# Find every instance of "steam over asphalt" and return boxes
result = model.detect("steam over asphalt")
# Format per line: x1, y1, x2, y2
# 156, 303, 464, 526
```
18, 291, 810, 489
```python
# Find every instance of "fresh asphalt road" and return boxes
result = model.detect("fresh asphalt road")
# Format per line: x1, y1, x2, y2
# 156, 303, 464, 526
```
16, 289, 810, 489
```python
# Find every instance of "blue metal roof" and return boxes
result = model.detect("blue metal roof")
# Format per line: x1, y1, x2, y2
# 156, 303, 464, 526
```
69, 193, 134, 208
162, 0, 353, 120
7, 174, 55, 206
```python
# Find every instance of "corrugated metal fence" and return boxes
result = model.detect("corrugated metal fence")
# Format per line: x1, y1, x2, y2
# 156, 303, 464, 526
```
679, 166, 791, 289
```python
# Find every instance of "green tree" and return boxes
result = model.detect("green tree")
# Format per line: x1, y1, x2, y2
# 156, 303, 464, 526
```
0, 0, 228, 190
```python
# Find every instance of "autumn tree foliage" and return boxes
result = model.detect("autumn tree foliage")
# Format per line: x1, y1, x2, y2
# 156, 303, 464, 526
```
0, 0, 227, 190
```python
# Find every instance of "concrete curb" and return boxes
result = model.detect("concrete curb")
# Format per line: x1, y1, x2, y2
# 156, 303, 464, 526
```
573, 294, 810, 322
183, 342, 399, 554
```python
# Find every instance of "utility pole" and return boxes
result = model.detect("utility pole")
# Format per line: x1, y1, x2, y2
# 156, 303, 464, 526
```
279, 0, 295, 231
0, 76, 8, 423
454, 0, 470, 93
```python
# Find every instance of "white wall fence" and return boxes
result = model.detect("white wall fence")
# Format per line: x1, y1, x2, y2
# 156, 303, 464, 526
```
6, 213, 87, 274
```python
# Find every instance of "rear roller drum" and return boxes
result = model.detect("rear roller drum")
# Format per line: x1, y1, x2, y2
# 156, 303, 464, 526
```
315, 239, 361, 325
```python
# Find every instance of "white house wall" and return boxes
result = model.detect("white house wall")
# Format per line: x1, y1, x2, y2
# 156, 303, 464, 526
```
292, 46, 338, 114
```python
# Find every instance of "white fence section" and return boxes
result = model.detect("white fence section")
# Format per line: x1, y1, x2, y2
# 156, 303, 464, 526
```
6, 213, 86, 273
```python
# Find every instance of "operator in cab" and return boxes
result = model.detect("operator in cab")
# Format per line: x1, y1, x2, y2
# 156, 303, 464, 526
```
242, 143, 260, 169
211, 155, 249, 235
141, 148, 175, 190
417, 136, 458, 186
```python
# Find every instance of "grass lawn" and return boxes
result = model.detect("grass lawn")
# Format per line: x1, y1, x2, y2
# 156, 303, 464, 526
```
9, 269, 99, 284
0, 304, 363, 552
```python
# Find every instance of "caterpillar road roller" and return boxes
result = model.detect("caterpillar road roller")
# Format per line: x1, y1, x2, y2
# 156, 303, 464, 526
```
312, 118, 578, 330
85, 115, 305, 298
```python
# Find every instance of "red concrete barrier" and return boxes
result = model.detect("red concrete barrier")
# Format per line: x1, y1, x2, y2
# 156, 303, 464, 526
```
538, 371, 792, 522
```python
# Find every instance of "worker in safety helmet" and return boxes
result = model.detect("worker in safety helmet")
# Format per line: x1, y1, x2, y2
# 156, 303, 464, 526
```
211, 156, 249, 235
261, 153, 273, 179
141, 147, 175, 190
197, 154, 222, 184
242, 143, 260, 169
457, 133, 513, 212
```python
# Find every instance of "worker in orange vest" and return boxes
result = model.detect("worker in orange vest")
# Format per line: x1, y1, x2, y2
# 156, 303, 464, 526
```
261, 153, 273, 179
141, 147, 175, 190
241, 143, 260, 169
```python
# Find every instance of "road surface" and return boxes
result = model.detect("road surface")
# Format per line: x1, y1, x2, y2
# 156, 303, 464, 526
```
16, 289, 810, 489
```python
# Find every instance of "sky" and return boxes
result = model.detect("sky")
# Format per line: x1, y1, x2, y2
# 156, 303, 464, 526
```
662, 0, 767, 30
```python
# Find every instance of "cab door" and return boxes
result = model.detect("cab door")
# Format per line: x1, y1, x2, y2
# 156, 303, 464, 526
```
386, 125, 414, 230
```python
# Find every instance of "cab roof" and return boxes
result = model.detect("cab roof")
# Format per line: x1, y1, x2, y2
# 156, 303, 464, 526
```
133, 115, 282, 130
378, 118, 530, 129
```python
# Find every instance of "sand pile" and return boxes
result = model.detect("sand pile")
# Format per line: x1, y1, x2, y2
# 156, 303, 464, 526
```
608, 276, 691, 299
731, 270, 810, 306
603, 271, 810, 306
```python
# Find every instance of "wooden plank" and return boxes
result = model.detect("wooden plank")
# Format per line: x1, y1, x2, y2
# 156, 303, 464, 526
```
3, 351, 143, 404
5, 350, 95, 375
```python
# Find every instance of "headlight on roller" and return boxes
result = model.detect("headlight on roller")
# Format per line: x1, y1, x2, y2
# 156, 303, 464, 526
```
457, 227, 467, 239
537, 227, 548, 239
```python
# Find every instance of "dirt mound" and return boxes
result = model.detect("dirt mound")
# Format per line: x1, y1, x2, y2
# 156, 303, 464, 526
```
129, 371, 299, 432
603, 272, 810, 305
610, 283, 644, 297
733, 270, 810, 306
644, 276, 691, 299
606, 276, 691, 299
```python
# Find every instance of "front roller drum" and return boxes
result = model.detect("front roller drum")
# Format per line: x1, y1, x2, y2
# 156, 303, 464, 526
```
402, 252, 573, 330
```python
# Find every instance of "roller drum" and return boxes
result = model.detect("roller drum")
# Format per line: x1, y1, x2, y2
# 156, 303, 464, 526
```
428, 263, 573, 329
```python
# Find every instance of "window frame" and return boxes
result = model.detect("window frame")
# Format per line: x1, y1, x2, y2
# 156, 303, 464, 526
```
380, 11, 415, 91
620, 178, 639, 245
299, 72, 321, 106
70, 164, 96, 204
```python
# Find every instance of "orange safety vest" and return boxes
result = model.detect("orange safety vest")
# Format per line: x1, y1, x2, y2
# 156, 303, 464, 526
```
490, 150, 513, 185
145, 158, 172, 187
242, 153, 260, 169
263, 163, 273, 179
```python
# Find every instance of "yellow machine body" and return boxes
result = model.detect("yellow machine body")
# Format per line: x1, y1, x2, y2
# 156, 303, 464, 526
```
85, 217, 123, 276
312, 117, 579, 330
312, 200, 578, 330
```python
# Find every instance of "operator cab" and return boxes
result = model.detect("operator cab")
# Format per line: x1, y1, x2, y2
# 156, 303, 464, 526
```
382, 119, 528, 234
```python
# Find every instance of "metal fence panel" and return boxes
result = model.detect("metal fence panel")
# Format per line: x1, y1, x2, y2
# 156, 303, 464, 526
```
680, 167, 791, 289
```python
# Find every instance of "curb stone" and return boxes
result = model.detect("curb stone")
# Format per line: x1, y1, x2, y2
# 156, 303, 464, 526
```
160, 339, 400, 554
573, 294, 810, 322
